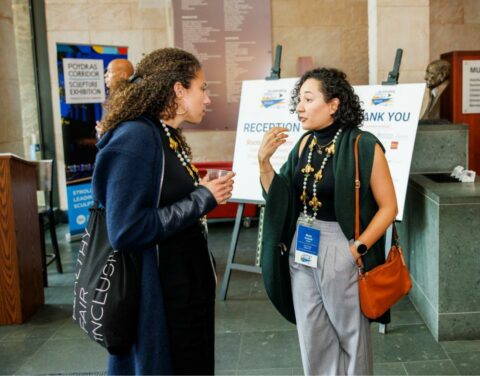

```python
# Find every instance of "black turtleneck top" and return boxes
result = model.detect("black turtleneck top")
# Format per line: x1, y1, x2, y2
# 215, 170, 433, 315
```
293, 122, 341, 221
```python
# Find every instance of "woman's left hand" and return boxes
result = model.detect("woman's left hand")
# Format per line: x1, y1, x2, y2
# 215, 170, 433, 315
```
199, 172, 235, 204
349, 243, 361, 263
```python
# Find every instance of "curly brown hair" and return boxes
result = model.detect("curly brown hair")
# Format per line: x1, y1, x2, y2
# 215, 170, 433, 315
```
98, 48, 202, 156
290, 68, 364, 129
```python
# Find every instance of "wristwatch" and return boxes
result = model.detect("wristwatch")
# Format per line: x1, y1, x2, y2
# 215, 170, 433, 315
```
353, 240, 368, 256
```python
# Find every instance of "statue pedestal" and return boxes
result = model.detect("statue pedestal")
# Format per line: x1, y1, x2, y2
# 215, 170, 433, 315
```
411, 122, 468, 174
398, 121, 477, 340
399, 174, 480, 340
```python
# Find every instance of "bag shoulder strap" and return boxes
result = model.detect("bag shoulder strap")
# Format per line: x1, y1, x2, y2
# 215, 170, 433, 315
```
354, 134, 399, 266
354, 134, 362, 240
354, 134, 365, 271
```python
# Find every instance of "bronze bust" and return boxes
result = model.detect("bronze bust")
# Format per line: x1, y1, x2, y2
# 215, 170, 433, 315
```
420, 59, 452, 120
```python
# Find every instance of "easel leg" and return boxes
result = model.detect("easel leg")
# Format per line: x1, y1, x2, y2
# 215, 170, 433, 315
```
255, 206, 265, 267
220, 203, 245, 300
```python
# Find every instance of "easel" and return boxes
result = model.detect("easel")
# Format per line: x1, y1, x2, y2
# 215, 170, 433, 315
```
382, 48, 403, 85
219, 200, 263, 300
378, 48, 403, 334
220, 45, 283, 300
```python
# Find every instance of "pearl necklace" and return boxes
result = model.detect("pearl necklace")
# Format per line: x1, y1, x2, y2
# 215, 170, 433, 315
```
160, 120, 200, 186
300, 128, 342, 219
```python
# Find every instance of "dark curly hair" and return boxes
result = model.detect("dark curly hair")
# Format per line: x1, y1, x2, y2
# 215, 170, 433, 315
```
99, 48, 202, 156
290, 68, 364, 129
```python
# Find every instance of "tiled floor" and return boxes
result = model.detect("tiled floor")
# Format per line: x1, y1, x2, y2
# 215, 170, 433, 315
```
1, 222, 480, 375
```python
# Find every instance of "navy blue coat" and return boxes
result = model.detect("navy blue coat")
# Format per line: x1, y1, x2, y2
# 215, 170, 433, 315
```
92, 117, 216, 375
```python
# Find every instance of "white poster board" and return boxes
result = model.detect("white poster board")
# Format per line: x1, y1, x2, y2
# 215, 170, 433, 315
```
231, 79, 425, 221
354, 84, 425, 220
62, 58, 106, 104
231, 78, 305, 203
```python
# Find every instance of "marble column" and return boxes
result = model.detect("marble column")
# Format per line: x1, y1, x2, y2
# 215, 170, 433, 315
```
0, 0, 40, 158
13, 0, 40, 158
370, 0, 430, 84
0, 0, 24, 156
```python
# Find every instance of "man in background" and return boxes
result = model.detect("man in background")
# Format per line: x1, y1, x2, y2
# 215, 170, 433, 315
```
96, 59, 134, 135
104, 59, 134, 93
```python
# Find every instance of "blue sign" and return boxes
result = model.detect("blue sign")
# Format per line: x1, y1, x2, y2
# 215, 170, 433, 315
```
66, 182, 94, 236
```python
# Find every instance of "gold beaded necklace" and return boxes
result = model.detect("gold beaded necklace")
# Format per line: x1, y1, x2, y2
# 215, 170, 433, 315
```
160, 120, 200, 186
300, 128, 342, 219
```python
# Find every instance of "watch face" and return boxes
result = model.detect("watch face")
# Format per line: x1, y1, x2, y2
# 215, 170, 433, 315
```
358, 243, 368, 255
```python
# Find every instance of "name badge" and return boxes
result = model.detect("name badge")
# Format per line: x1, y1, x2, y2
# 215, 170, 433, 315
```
295, 223, 320, 268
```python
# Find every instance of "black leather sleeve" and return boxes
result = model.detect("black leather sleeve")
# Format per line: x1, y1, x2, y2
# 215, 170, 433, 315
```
155, 185, 217, 241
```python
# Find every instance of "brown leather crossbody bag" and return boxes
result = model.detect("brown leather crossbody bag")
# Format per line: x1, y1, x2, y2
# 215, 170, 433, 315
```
354, 134, 412, 319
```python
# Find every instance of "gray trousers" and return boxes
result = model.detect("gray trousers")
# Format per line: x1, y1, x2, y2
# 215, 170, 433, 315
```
289, 217, 372, 376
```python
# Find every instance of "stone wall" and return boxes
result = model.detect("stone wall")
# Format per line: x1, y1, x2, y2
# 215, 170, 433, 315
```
272, 0, 368, 84
430, 0, 480, 60
376, 0, 430, 84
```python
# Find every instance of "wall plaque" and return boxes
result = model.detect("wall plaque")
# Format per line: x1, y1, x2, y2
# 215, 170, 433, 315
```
462, 60, 480, 114
173, 0, 272, 130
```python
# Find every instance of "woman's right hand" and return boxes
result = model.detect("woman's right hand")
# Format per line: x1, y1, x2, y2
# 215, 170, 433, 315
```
200, 172, 235, 205
258, 127, 288, 167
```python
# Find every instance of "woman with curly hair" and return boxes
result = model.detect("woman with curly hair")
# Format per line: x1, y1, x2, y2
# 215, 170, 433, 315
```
93, 48, 234, 375
258, 68, 397, 375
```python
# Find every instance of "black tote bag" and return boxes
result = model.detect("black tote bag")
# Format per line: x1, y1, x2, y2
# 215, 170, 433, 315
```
72, 203, 141, 355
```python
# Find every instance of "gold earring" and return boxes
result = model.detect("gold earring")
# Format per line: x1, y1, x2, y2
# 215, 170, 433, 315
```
176, 107, 188, 115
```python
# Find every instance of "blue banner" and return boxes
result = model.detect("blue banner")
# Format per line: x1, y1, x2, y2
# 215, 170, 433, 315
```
56, 43, 127, 236
66, 182, 94, 235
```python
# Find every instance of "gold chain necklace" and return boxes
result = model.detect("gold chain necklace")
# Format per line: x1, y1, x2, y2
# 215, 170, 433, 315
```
300, 128, 342, 219
316, 139, 335, 155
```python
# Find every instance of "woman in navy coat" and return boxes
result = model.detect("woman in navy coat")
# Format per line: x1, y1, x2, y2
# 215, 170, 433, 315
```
93, 48, 234, 375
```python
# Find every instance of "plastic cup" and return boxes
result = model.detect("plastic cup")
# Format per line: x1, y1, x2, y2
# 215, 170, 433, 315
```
206, 168, 230, 180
